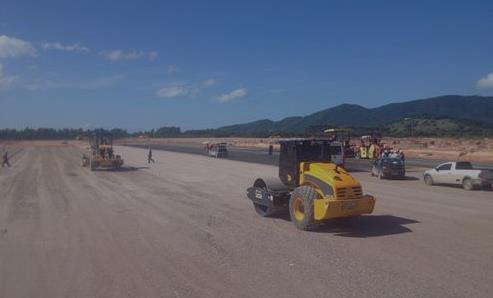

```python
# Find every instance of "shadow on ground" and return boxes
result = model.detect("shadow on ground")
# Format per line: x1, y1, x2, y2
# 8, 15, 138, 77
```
431, 184, 492, 192
370, 175, 420, 181
269, 213, 419, 238
115, 166, 150, 172
315, 215, 419, 237
91, 166, 149, 172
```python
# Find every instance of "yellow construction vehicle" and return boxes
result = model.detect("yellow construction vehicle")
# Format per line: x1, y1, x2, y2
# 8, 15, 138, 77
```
357, 133, 382, 159
83, 133, 123, 171
246, 139, 376, 230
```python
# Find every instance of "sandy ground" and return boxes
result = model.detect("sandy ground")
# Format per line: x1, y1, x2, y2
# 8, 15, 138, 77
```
1, 142, 493, 297
118, 137, 493, 163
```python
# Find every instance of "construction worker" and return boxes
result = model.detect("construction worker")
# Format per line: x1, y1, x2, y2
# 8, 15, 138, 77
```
148, 147, 155, 164
82, 154, 89, 167
381, 149, 390, 159
2, 151, 10, 168
399, 150, 405, 162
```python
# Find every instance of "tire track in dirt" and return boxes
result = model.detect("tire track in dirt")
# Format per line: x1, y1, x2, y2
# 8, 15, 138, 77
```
7, 147, 42, 222
49, 144, 236, 297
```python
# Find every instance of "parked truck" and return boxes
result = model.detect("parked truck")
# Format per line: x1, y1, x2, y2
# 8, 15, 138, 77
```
423, 161, 493, 190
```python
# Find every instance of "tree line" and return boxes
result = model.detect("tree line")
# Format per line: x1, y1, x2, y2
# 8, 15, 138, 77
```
0, 127, 190, 140
2, 117, 492, 140
0, 128, 132, 140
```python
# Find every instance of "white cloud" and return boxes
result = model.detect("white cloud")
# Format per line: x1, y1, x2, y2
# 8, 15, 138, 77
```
167, 64, 178, 74
0, 35, 37, 58
156, 84, 194, 98
81, 75, 124, 89
476, 73, 493, 89
217, 88, 247, 103
42, 42, 90, 53
149, 51, 158, 61
25, 75, 123, 90
102, 49, 157, 61
202, 78, 216, 87
24, 79, 64, 90
0, 64, 18, 89
155, 79, 216, 99
81, 123, 95, 129
103, 50, 140, 61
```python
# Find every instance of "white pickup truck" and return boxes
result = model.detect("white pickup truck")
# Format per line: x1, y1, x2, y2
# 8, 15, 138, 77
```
423, 161, 493, 190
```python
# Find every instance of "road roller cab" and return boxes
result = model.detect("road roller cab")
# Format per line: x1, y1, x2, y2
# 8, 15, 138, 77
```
247, 139, 375, 230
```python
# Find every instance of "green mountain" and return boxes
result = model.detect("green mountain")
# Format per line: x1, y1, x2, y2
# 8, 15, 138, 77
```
388, 117, 493, 137
201, 95, 493, 137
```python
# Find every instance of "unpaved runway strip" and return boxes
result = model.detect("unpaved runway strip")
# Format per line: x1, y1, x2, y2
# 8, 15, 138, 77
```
1, 143, 492, 297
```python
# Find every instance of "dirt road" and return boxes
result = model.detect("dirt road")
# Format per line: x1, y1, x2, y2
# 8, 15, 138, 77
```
1, 143, 492, 297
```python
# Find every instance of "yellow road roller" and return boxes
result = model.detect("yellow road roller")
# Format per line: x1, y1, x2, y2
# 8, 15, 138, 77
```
84, 133, 123, 171
246, 139, 375, 230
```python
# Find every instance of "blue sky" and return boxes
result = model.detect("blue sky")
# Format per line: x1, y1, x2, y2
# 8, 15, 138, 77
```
0, 0, 492, 130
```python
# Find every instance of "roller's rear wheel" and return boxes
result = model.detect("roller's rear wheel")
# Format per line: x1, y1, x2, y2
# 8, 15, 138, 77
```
289, 185, 318, 231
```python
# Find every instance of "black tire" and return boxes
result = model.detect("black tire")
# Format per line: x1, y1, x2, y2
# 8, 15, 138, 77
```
251, 179, 277, 217
253, 203, 275, 217
289, 185, 318, 231
462, 178, 474, 191
424, 175, 434, 186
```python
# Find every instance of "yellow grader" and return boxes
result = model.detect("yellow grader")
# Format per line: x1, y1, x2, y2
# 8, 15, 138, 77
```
82, 133, 123, 171
246, 139, 375, 231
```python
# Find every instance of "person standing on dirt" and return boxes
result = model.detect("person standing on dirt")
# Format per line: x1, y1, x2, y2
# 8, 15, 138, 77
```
148, 147, 155, 164
2, 151, 10, 168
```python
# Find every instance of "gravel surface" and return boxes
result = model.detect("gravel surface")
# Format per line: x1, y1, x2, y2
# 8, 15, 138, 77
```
0, 142, 492, 297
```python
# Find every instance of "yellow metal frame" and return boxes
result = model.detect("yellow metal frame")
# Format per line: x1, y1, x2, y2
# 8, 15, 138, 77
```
90, 145, 123, 169
292, 197, 305, 221
313, 195, 375, 220
298, 162, 375, 220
